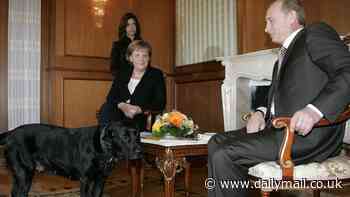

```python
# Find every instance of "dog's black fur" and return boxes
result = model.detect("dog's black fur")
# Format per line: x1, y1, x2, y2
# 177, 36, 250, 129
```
0, 121, 142, 197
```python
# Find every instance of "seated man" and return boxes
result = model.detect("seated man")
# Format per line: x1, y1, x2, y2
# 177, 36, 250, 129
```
208, 0, 350, 197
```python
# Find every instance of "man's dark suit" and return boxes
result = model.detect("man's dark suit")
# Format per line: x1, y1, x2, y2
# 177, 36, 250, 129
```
208, 22, 350, 197
269, 22, 350, 163
98, 66, 166, 130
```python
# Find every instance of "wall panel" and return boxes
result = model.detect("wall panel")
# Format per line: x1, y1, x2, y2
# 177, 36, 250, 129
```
41, 0, 50, 123
165, 75, 175, 112
319, 0, 350, 35
65, 0, 130, 58
237, 0, 275, 54
174, 61, 224, 132
63, 79, 111, 127
175, 81, 224, 132
51, 0, 175, 73
49, 71, 112, 127
53, 0, 129, 71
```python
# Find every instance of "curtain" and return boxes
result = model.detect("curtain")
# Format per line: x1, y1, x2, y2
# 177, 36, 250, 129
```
8, 0, 41, 130
176, 0, 237, 66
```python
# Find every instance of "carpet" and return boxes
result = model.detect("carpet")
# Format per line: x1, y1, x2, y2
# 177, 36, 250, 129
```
0, 166, 129, 197
28, 170, 132, 197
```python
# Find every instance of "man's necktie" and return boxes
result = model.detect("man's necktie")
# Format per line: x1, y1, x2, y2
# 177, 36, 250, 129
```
278, 46, 287, 70
267, 46, 287, 121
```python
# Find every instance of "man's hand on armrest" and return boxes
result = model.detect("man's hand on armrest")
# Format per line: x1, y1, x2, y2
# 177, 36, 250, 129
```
290, 105, 323, 136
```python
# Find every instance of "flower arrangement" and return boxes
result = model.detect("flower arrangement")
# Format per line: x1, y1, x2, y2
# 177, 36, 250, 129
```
152, 111, 197, 137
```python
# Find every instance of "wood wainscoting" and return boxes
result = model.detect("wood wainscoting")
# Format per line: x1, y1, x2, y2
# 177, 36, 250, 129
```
48, 70, 112, 128
174, 61, 225, 132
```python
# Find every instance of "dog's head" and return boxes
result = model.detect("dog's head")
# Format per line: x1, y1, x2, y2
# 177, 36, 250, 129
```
101, 121, 142, 160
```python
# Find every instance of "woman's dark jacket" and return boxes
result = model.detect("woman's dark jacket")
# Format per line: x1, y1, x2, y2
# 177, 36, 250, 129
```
102, 66, 166, 130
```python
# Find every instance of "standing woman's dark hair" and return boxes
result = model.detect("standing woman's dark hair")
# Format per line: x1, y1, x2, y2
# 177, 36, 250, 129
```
110, 12, 142, 76
118, 13, 142, 40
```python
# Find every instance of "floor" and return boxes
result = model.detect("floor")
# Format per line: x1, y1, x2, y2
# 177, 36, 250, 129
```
1, 160, 350, 197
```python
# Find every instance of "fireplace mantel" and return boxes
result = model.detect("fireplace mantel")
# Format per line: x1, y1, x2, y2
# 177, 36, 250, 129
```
216, 48, 278, 131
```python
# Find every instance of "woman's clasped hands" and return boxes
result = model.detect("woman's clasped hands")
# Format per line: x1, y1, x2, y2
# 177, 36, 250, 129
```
118, 102, 142, 119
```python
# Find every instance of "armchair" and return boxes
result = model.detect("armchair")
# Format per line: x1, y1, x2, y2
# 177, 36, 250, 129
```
248, 105, 350, 197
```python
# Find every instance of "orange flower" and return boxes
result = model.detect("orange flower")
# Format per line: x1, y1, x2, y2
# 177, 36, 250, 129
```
168, 111, 186, 128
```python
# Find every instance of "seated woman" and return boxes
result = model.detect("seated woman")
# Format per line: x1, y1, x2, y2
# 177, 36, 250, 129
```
99, 40, 166, 132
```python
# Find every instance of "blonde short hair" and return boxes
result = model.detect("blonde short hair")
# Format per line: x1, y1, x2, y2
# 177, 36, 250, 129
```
126, 40, 152, 61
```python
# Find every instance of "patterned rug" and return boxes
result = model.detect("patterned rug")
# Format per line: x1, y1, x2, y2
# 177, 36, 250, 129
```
28, 171, 131, 197
0, 166, 129, 197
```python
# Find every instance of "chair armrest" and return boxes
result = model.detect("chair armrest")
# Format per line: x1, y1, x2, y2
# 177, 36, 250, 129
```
143, 110, 162, 131
242, 112, 254, 122
273, 105, 350, 180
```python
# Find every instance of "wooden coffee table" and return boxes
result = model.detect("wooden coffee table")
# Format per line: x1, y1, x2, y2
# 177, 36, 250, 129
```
130, 136, 209, 197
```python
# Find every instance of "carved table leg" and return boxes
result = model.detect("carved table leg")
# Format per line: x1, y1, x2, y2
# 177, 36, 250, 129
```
183, 158, 191, 197
164, 178, 175, 197
156, 148, 180, 197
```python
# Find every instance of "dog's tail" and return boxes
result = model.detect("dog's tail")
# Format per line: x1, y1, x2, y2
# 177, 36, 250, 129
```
0, 131, 9, 145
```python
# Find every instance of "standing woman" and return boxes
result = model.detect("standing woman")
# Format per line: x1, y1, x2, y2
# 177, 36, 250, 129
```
99, 40, 166, 132
110, 13, 142, 75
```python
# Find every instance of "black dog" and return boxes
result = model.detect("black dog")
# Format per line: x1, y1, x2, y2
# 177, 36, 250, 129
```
0, 121, 142, 197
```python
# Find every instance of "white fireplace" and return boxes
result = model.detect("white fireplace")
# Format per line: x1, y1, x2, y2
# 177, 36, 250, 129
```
216, 48, 278, 131
217, 48, 350, 142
